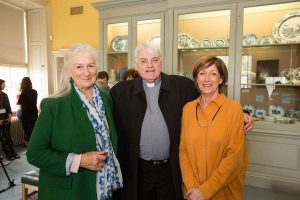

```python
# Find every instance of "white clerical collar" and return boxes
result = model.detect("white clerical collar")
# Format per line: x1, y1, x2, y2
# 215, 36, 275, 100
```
146, 82, 155, 87
143, 76, 162, 88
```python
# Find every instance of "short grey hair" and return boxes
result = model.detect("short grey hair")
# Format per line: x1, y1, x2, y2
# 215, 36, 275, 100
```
134, 42, 162, 64
50, 43, 97, 98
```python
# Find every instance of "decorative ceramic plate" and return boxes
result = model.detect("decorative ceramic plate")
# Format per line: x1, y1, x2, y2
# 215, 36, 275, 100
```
264, 116, 277, 123
201, 39, 212, 48
111, 35, 128, 52
178, 33, 192, 49
259, 35, 275, 45
214, 39, 225, 47
269, 105, 285, 117
149, 35, 161, 47
292, 67, 300, 84
243, 34, 258, 46
285, 106, 300, 120
274, 117, 294, 124
279, 67, 295, 82
255, 107, 267, 118
243, 104, 255, 116
272, 11, 300, 43
189, 38, 201, 48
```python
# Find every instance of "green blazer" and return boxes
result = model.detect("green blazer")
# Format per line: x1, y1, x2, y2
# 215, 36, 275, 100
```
27, 83, 118, 200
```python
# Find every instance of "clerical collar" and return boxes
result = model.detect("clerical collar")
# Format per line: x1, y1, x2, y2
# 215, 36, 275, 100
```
143, 76, 161, 88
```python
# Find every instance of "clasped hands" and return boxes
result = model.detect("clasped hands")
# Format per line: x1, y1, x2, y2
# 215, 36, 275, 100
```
80, 151, 106, 171
186, 188, 205, 200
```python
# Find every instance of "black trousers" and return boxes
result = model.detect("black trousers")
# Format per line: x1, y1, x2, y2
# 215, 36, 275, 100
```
0, 123, 15, 156
138, 159, 176, 200
21, 116, 37, 141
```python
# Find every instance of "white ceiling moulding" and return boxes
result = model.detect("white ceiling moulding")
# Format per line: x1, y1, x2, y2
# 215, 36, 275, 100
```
0, 0, 49, 10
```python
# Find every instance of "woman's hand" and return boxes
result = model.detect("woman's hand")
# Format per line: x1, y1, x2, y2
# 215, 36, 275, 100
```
80, 151, 106, 171
243, 113, 253, 134
187, 188, 205, 200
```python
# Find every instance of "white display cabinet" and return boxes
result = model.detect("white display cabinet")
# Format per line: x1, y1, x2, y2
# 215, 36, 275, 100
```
92, 0, 167, 82
92, 0, 300, 194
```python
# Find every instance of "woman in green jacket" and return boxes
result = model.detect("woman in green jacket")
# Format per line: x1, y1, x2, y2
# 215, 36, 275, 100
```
27, 43, 123, 200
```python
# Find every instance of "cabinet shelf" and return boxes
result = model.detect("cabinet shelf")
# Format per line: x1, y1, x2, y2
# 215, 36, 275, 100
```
243, 42, 300, 49
241, 83, 300, 87
177, 42, 300, 52
178, 46, 228, 51
107, 51, 128, 55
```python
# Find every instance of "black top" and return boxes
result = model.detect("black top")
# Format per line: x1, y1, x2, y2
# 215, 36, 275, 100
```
0, 91, 12, 120
17, 89, 38, 118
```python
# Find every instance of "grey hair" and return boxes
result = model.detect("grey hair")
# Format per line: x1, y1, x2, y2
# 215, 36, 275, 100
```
134, 42, 162, 64
49, 43, 98, 98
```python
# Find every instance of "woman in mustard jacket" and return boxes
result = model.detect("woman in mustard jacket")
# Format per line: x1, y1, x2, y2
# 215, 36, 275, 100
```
27, 43, 123, 200
179, 56, 247, 200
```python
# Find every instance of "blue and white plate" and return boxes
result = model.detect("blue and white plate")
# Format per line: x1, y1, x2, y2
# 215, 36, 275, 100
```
272, 11, 300, 43
255, 107, 267, 118
178, 33, 192, 49
149, 35, 161, 47
243, 34, 258, 46
292, 67, 300, 84
214, 39, 225, 47
243, 104, 255, 116
201, 39, 212, 48
189, 38, 201, 48
264, 116, 277, 123
259, 35, 275, 45
286, 106, 300, 120
269, 105, 285, 117
111, 35, 128, 52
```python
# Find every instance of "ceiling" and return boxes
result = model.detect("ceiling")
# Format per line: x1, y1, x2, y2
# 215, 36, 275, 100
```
0, 0, 49, 9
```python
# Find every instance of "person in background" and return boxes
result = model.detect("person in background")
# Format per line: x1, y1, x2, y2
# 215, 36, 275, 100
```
17, 77, 38, 146
111, 42, 253, 200
27, 43, 123, 200
122, 69, 140, 81
0, 79, 20, 161
179, 56, 247, 200
96, 71, 111, 93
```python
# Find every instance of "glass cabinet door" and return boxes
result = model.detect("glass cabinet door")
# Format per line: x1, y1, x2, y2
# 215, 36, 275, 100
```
137, 19, 161, 47
105, 22, 129, 82
240, 2, 300, 125
176, 9, 231, 94
133, 14, 164, 69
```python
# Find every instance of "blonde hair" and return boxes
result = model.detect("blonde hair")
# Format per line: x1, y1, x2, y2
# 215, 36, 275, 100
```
50, 43, 97, 98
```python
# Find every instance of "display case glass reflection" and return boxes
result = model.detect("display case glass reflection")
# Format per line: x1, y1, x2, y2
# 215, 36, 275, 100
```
107, 22, 128, 82
177, 10, 231, 79
137, 19, 161, 47
241, 2, 300, 124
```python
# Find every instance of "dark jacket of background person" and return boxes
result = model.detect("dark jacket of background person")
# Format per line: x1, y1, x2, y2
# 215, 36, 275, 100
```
0, 79, 20, 160
0, 91, 11, 121
17, 77, 38, 142
111, 72, 199, 200
26, 82, 118, 200
96, 71, 111, 94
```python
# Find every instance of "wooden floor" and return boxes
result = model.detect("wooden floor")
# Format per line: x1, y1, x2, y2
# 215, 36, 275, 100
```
0, 145, 299, 200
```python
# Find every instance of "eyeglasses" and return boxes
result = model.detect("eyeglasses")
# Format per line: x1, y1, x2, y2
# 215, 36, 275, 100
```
195, 103, 222, 128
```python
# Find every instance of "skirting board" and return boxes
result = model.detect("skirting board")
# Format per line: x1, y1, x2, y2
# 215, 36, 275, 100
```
245, 172, 300, 195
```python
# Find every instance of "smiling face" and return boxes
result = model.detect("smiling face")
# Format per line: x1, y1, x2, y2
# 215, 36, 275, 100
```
69, 51, 97, 92
135, 48, 162, 83
196, 64, 223, 97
